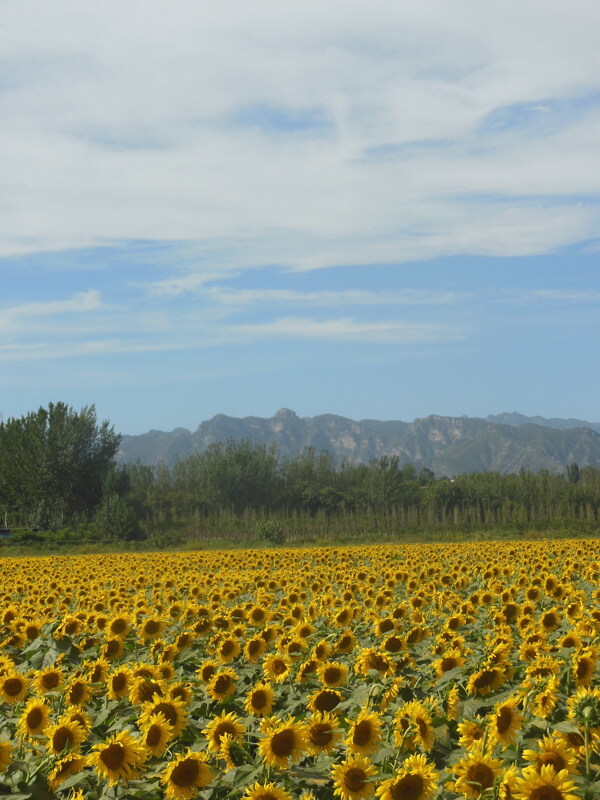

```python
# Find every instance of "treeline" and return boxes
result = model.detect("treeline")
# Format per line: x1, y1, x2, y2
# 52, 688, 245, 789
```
2, 404, 600, 545
124, 441, 600, 537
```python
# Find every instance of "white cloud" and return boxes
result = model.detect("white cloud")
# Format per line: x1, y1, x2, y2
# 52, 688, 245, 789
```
220, 316, 467, 344
0, 0, 599, 268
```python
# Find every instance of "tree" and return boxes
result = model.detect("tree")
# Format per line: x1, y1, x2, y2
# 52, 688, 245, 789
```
0, 402, 120, 528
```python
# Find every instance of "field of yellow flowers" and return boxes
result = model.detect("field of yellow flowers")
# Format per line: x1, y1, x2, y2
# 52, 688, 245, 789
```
1, 540, 600, 800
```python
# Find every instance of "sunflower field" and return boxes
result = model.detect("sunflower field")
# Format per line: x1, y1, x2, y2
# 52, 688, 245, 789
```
1, 540, 600, 800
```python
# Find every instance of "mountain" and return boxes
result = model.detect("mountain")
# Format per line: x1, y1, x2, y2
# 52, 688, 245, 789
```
116, 409, 600, 475
486, 412, 600, 434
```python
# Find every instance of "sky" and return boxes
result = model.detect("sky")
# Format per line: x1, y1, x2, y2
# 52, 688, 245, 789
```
1, 0, 599, 435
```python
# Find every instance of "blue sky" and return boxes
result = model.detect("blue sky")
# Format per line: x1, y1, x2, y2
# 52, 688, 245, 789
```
1, 1, 599, 434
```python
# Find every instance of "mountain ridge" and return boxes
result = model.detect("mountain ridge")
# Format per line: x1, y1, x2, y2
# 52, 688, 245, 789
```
116, 410, 600, 475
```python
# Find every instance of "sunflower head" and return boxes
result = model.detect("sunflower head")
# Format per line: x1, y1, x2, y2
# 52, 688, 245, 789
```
331, 755, 377, 800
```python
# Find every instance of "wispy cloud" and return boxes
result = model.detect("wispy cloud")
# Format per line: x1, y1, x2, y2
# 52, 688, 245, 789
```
0, 1, 599, 268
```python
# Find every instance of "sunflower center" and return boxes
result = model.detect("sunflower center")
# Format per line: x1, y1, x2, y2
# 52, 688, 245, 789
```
100, 742, 125, 770
105, 640, 121, 657
112, 674, 128, 693
314, 690, 341, 712
53, 727, 74, 751
367, 653, 389, 671
27, 707, 43, 729
538, 753, 566, 771
111, 619, 128, 634
324, 667, 342, 685
214, 674, 232, 694
473, 670, 497, 688
441, 657, 458, 671
496, 706, 514, 735
145, 620, 160, 635
248, 640, 262, 656
310, 723, 334, 747
146, 725, 162, 747
270, 728, 296, 758
214, 722, 237, 746
272, 660, 287, 675
385, 636, 403, 653
220, 641, 235, 657
389, 773, 424, 800
137, 681, 162, 703
529, 788, 564, 800
153, 702, 178, 726
170, 758, 199, 787
252, 690, 268, 709
69, 683, 85, 704
42, 673, 60, 689
467, 763, 494, 789
254, 793, 278, 800
577, 659, 592, 679
3, 678, 24, 697
343, 767, 367, 793
353, 720, 374, 747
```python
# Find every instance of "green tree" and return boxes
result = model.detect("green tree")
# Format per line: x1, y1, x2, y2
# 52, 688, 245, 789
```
0, 402, 120, 528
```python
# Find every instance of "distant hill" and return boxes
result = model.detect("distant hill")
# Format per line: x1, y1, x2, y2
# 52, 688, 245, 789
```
486, 412, 600, 434
116, 409, 600, 476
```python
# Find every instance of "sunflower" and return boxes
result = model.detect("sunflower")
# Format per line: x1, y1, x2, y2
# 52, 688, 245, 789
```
129, 677, 164, 705
573, 647, 598, 687
46, 719, 87, 755
243, 781, 293, 800
107, 668, 132, 700
305, 712, 341, 755
530, 675, 560, 719
138, 617, 166, 641
102, 637, 125, 660
346, 710, 382, 756
140, 695, 188, 737
203, 710, 246, 754
18, 698, 51, 739
488, 696, 523, 747
313, 639, 333, 660
207, 668, 238, 702
64, 678, 92, 708
355, 648, 394, 678
394, 702, 435, 753
259, 716, 307, 768
0, 739, 11, 772
107, 615, 131, 639
331, 755, 377, 800
457, 719, 486, 749
0, 671, 29, 704
334, 630, 356, 653
319, 661, 349, 688
217, 637, 241, 664
466, 666, 506, 696
499, 765, 519, 800
450, 746, 503, 800
297, 658, 320, 682
245, 636, 267, 662
567, 686, 600, 728
139, 711, 174, 757
197, 659, 219, 683
522, 735, 578, 775
514, 765, 578, 800
33, 666, 64, 694
376, 754, 438, 800
263, 654, 291, 683
87, 730, 146, 786
433, 650, 465, 678
245, 683, 275, 717
47, 753, 85, 790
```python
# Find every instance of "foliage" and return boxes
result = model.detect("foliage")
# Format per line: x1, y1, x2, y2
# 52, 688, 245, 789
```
0, 402, 120, 529
256, 520, 286, 546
